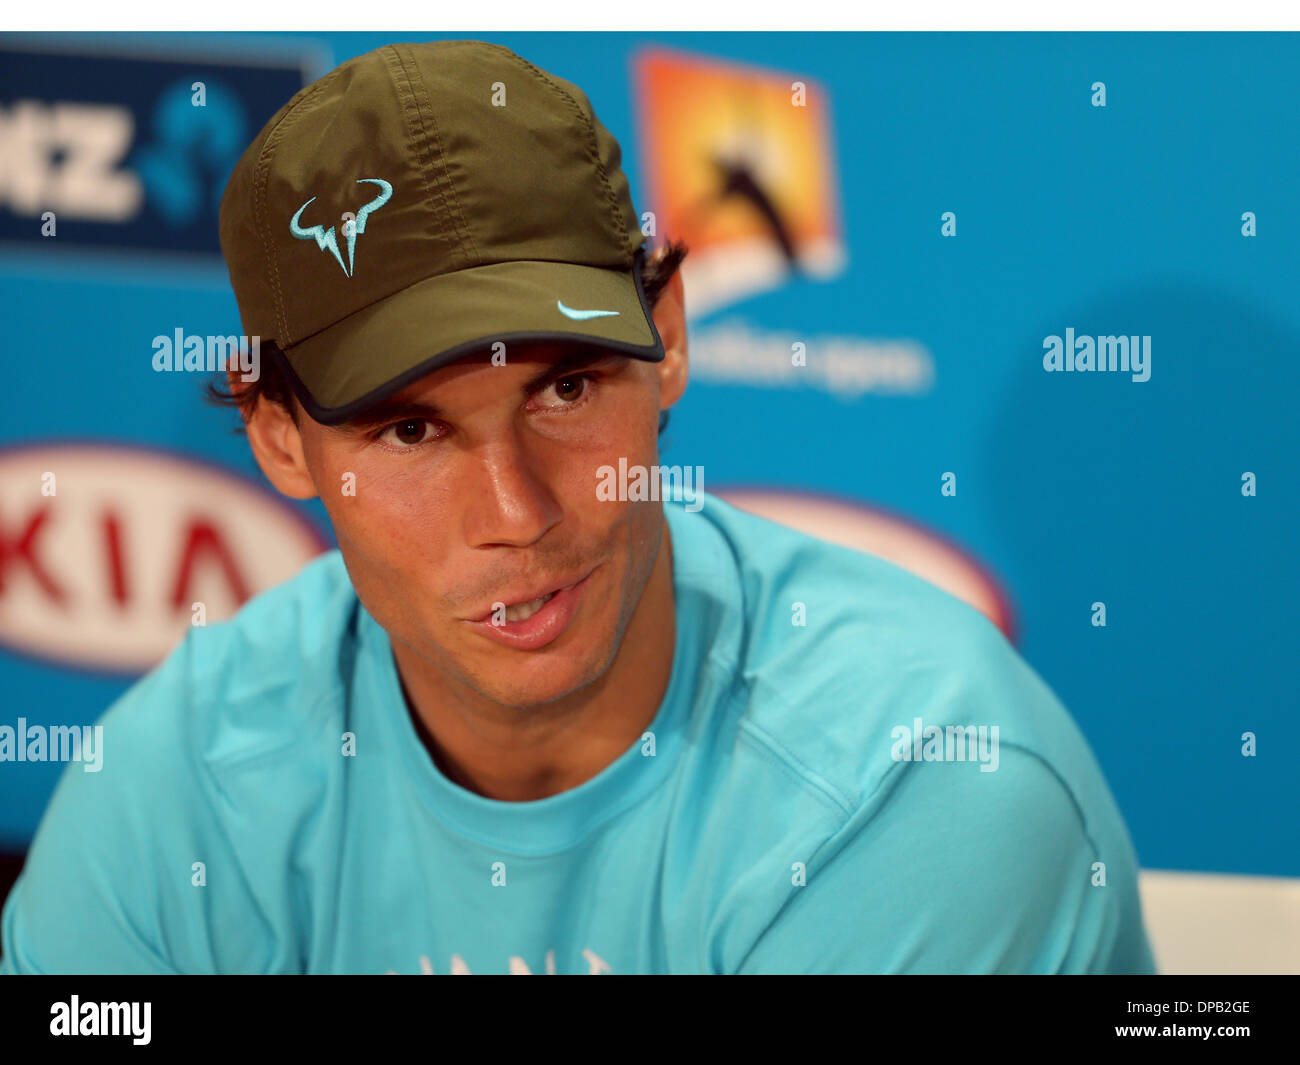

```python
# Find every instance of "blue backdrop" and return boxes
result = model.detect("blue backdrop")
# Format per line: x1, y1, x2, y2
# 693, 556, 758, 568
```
1, 31, 1296, 879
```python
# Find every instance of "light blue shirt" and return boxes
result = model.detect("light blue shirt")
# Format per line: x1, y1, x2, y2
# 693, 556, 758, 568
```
1, 492, 1156, 974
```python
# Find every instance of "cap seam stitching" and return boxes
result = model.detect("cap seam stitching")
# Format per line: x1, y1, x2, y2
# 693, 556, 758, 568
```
252, 70, 340, 345
395, 44, 483, 270
498, 48, 630, 262
386, 44, 479, 268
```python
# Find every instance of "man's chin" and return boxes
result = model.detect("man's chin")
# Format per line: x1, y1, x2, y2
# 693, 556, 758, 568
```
452, 635, 614, 710
469, 666, 604, 710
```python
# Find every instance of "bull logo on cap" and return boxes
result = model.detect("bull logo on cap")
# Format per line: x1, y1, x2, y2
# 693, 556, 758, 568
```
289, 178, 393, 277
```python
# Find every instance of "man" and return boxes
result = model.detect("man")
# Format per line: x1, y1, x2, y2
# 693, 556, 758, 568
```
1, 39, 1155, 975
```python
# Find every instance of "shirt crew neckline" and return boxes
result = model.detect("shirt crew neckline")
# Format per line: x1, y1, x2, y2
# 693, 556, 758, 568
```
360, 505, 716, 857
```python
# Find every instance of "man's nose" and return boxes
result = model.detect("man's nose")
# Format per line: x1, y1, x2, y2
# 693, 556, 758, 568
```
462, 437, 563, 549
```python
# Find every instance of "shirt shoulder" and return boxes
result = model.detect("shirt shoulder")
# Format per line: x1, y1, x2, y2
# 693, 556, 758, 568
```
0, 551, 357, 974
669, 493, 1082, 803
664, 494, 1152, 971
121, 549, 357, 769
732, 741, 1156, 973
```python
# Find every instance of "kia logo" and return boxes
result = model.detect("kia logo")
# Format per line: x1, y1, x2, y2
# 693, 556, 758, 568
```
0, 442, 327, 673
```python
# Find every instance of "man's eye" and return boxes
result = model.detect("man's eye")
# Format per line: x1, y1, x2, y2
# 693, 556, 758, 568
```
539, 375, 589, 407
379, 419, 432, 447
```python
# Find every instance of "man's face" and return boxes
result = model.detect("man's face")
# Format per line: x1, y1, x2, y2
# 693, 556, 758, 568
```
292, 347, 669, 709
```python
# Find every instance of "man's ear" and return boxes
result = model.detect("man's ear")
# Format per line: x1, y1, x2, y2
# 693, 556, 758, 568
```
232, 372, 318, 501
651, 261, 688, 411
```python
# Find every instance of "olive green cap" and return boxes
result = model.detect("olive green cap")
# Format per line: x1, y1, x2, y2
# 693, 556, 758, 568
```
218, 39, 664, 424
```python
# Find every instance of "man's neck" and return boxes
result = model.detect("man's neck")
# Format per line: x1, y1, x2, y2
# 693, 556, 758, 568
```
391, 518, 676, 802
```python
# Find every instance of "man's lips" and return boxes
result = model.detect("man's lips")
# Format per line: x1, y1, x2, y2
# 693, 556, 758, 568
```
463, 566, 598, 652
464, 568, 595, 623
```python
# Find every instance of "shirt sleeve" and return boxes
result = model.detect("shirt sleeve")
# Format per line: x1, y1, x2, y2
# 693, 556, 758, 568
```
0, 751, 181, 975
732, 743, 1157, 974
1, 642, 230, 976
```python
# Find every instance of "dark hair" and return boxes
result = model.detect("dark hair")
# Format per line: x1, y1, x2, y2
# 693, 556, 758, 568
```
205, 238, 690, 427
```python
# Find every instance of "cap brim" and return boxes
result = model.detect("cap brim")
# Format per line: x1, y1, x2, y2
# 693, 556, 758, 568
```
273, 249, 666, 425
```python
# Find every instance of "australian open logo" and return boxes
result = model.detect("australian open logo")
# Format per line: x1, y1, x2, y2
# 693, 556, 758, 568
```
289, 178, 392, 277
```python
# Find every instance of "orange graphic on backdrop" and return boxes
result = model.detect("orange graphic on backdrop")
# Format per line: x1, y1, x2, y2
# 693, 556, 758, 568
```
634, 46, 844, 315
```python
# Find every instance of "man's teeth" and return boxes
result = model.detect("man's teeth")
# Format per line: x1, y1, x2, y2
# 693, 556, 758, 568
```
503, 591, 555, 623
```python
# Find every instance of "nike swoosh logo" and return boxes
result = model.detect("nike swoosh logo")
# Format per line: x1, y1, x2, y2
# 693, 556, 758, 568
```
557, 300, 620, 321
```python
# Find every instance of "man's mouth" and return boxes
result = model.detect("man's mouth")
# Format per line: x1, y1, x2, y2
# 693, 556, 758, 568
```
462, 567, 599, 651
467, 573, 585, 624
499, 591, 556, 624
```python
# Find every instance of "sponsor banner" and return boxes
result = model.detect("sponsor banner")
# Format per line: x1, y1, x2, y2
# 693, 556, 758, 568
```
0, 442, 326, 674
0, 41, 311, 255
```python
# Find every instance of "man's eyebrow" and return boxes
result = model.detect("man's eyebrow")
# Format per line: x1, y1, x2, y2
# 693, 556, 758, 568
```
519, 350, 626, 393
331, 398, 446, 433
332, 351, 625, 432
